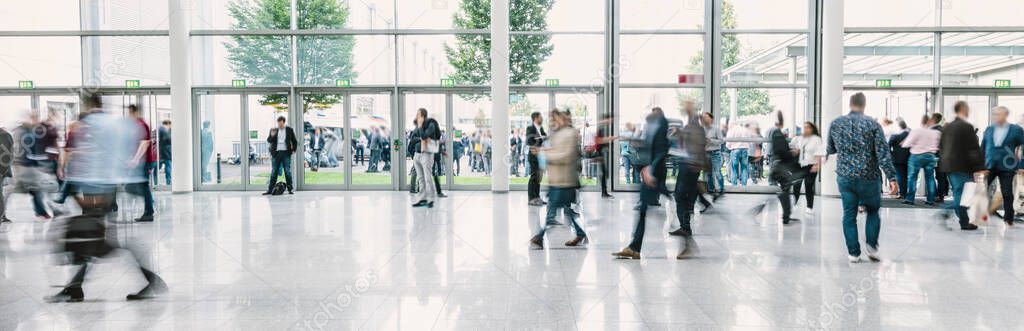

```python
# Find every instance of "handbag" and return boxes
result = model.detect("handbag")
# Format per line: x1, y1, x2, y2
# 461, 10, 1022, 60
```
423, 139, 440, 154
963, 179, 990, 226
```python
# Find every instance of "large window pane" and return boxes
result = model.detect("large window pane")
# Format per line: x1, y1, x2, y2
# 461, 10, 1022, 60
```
0, 37, 82, 87
621, 34, 703, 84
81, 0, 169, 30
83, 37, 170, 86
350, 94, 392, 186
248, 94, 290, 187
721, 88, 807, 188
509, 93, 549, 184
453, 94, 492, 186
193, 0, 292, 30
397, 1, 468, 30
298, 35, 395, 85
621, 0, 704, 30
197, 94, 242, 186
192, 36, 292, 86
617, 88, 703, 186
398, 35, 465, 85
727, 0, 808, 30
941, 33, 1024, 87
843, 33, 934, 87
513, 0, 605, 31
942, 0, 1024, 27
845, 0, 936, 27
299, 0, 394, 30
303, 94, 345, 186
514, 35, 604, 85
723, 34, 808, 85
0, 1, 79, 31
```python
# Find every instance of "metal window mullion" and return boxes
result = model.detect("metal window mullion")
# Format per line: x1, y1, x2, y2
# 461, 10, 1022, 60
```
445, 92, 454, 189
344, 92, 353, 190
705, 0, 715, 120
808, 0, 820, 126
240, 93, 250, 190
711, 0, 722, 123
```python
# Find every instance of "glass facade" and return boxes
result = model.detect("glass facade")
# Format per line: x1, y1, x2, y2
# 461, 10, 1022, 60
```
2, 0, 1022, 191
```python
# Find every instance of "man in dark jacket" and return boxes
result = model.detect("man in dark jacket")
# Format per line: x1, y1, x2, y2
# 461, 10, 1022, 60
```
0, 127, 12, 223
264, 116, 298, 195
526, 112, 547, 206
939, 101, 985, 230
931, 113, 950, 201
158, 120, 172, 185
669, 101, 706, 243
980, 106, 1024, 226
612, 107, 669, 260
888, 120, 911, 199
768, 112, 801, 224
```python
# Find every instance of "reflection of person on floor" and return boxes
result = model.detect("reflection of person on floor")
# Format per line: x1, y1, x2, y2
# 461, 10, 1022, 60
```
263, 116, 297, 195
200, 121, 214, 182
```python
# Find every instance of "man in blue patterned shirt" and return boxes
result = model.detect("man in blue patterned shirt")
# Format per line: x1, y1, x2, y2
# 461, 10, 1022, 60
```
826, 93, 898, 263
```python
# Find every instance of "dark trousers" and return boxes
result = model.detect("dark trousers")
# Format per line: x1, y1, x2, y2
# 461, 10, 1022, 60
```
948, 172, 973, 226
793, 166, 818, 209
674, 166, 700, 231
368, 149, 380, 171
894, 163, 908, 198
125, 163, 155, 217
777, 181, 793, 220
599, 150, 610, 195
268, 151, 294, 191
987, 170, 1015, 220
936, 170, 950, 198
67, 261, 163, 296
528, 156, 542, 200
628, 165, 660, 252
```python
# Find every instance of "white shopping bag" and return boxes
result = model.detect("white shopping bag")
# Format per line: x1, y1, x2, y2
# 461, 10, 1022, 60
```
965, 180, 990, 226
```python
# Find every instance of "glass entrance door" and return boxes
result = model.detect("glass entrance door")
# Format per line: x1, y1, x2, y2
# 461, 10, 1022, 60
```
194, 91, 291, 191
299, 90, 394, 190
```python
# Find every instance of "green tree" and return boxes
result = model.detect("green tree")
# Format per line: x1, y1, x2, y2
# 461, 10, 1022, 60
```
226, 0, 357, 111
445, 0, 555, 91
680, 0, 773, 120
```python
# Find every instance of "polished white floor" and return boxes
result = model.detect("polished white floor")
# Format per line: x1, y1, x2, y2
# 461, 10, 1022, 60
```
1, 190, 1023, 330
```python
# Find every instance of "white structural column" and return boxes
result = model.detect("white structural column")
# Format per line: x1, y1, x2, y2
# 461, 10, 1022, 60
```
490, 0, 510, 192
819, 0, 844, 196
169, 0, 194, 193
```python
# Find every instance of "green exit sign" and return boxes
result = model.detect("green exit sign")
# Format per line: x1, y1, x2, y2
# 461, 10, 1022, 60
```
335, 79, 351, 87
125, 80, 141, 89
441, 79, 456, 88
18, 80, 33, 89
875, 79, 892, 88
545, 79, 560, 87
232, 79, 247, 88
250, 130, 258, 139
995, 80, 1012, 88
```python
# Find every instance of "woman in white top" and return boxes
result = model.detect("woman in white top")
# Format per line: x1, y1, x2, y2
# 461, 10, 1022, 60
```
791, 122, 826, 214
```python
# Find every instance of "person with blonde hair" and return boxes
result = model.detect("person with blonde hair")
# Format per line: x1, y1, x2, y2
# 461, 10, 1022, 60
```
531, 109, 587, 249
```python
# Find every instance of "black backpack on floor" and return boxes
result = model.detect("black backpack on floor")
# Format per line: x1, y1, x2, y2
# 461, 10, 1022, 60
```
271, 182, 288, 196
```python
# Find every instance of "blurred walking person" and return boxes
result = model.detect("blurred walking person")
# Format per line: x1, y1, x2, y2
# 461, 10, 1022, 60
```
702, 112, 725, 199
530, 110, 587, 249
124, 105, 156, 222
888, 120, 911, 199
980, 106, 1024, 226
612, 107, 669, 259
901, 115, 941, 206
931, 113, 950, 202
767, 112, 801, 224
666, 101, 706, 245
939, 101, 985, 231
158, 120, 171, 185
826, 93, 898, 263
11, 109, 61, 221
0, 126, 12, 224
726, 123, 753, 186
792, 122, 825, 215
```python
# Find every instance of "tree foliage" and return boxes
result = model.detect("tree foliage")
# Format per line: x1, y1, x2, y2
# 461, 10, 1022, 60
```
445, 0, 555, 91
226, 0, 357, 111
681, 0, 773, 120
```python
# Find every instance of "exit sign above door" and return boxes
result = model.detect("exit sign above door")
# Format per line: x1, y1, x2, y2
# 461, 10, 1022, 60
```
995, 80, 1012, 88
875, 79, 892, 88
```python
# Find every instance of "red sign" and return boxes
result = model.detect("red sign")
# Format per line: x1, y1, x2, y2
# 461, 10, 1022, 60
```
678, 74, 704, 84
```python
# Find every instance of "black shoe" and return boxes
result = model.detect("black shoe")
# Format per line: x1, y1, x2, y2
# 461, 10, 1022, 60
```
699, 202, 712, 214
650, 202, 662, 207
426, 201, 434, 208
924, 201, 935, 206
262, 191, 272, 196
135, 215, 154, 223
712, 193, 724, 202
438, 193, 448, 198
602, 193, 613, 199
412, 200, 428, 207
45, 288, 84, 303
1, 217, 12, 224
288, 190, 294, 195
668, 228, 692, 236
783, 218, 798, 225
111, 203, 118, 212
901, 201, 915, 205
126, 284, 167, 301
961, 223, 979, 231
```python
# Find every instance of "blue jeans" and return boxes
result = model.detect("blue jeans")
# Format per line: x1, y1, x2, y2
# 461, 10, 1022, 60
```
125, 163, 155, 217
268, 151, 294, 191
837, 176, 882, 256
729, 148, 749, 186
706, 150, 724, 193
948, 172, 972, 226
628, 165, 661, 252
905, 153, 937, 203
894, 163, 908, 198
534, 187, 586, 240
159, 159, 171, 185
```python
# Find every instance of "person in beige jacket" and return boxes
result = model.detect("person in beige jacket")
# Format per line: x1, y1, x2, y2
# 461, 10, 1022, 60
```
530, 109, 588, 249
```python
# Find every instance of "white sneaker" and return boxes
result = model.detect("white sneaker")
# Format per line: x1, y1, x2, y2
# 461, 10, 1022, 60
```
848, 255, 864, 263
865, 245, 880, 262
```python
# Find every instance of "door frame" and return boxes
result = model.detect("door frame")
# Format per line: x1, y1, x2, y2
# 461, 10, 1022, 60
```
296, 87, 397, 191
191, 87, 292, 191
